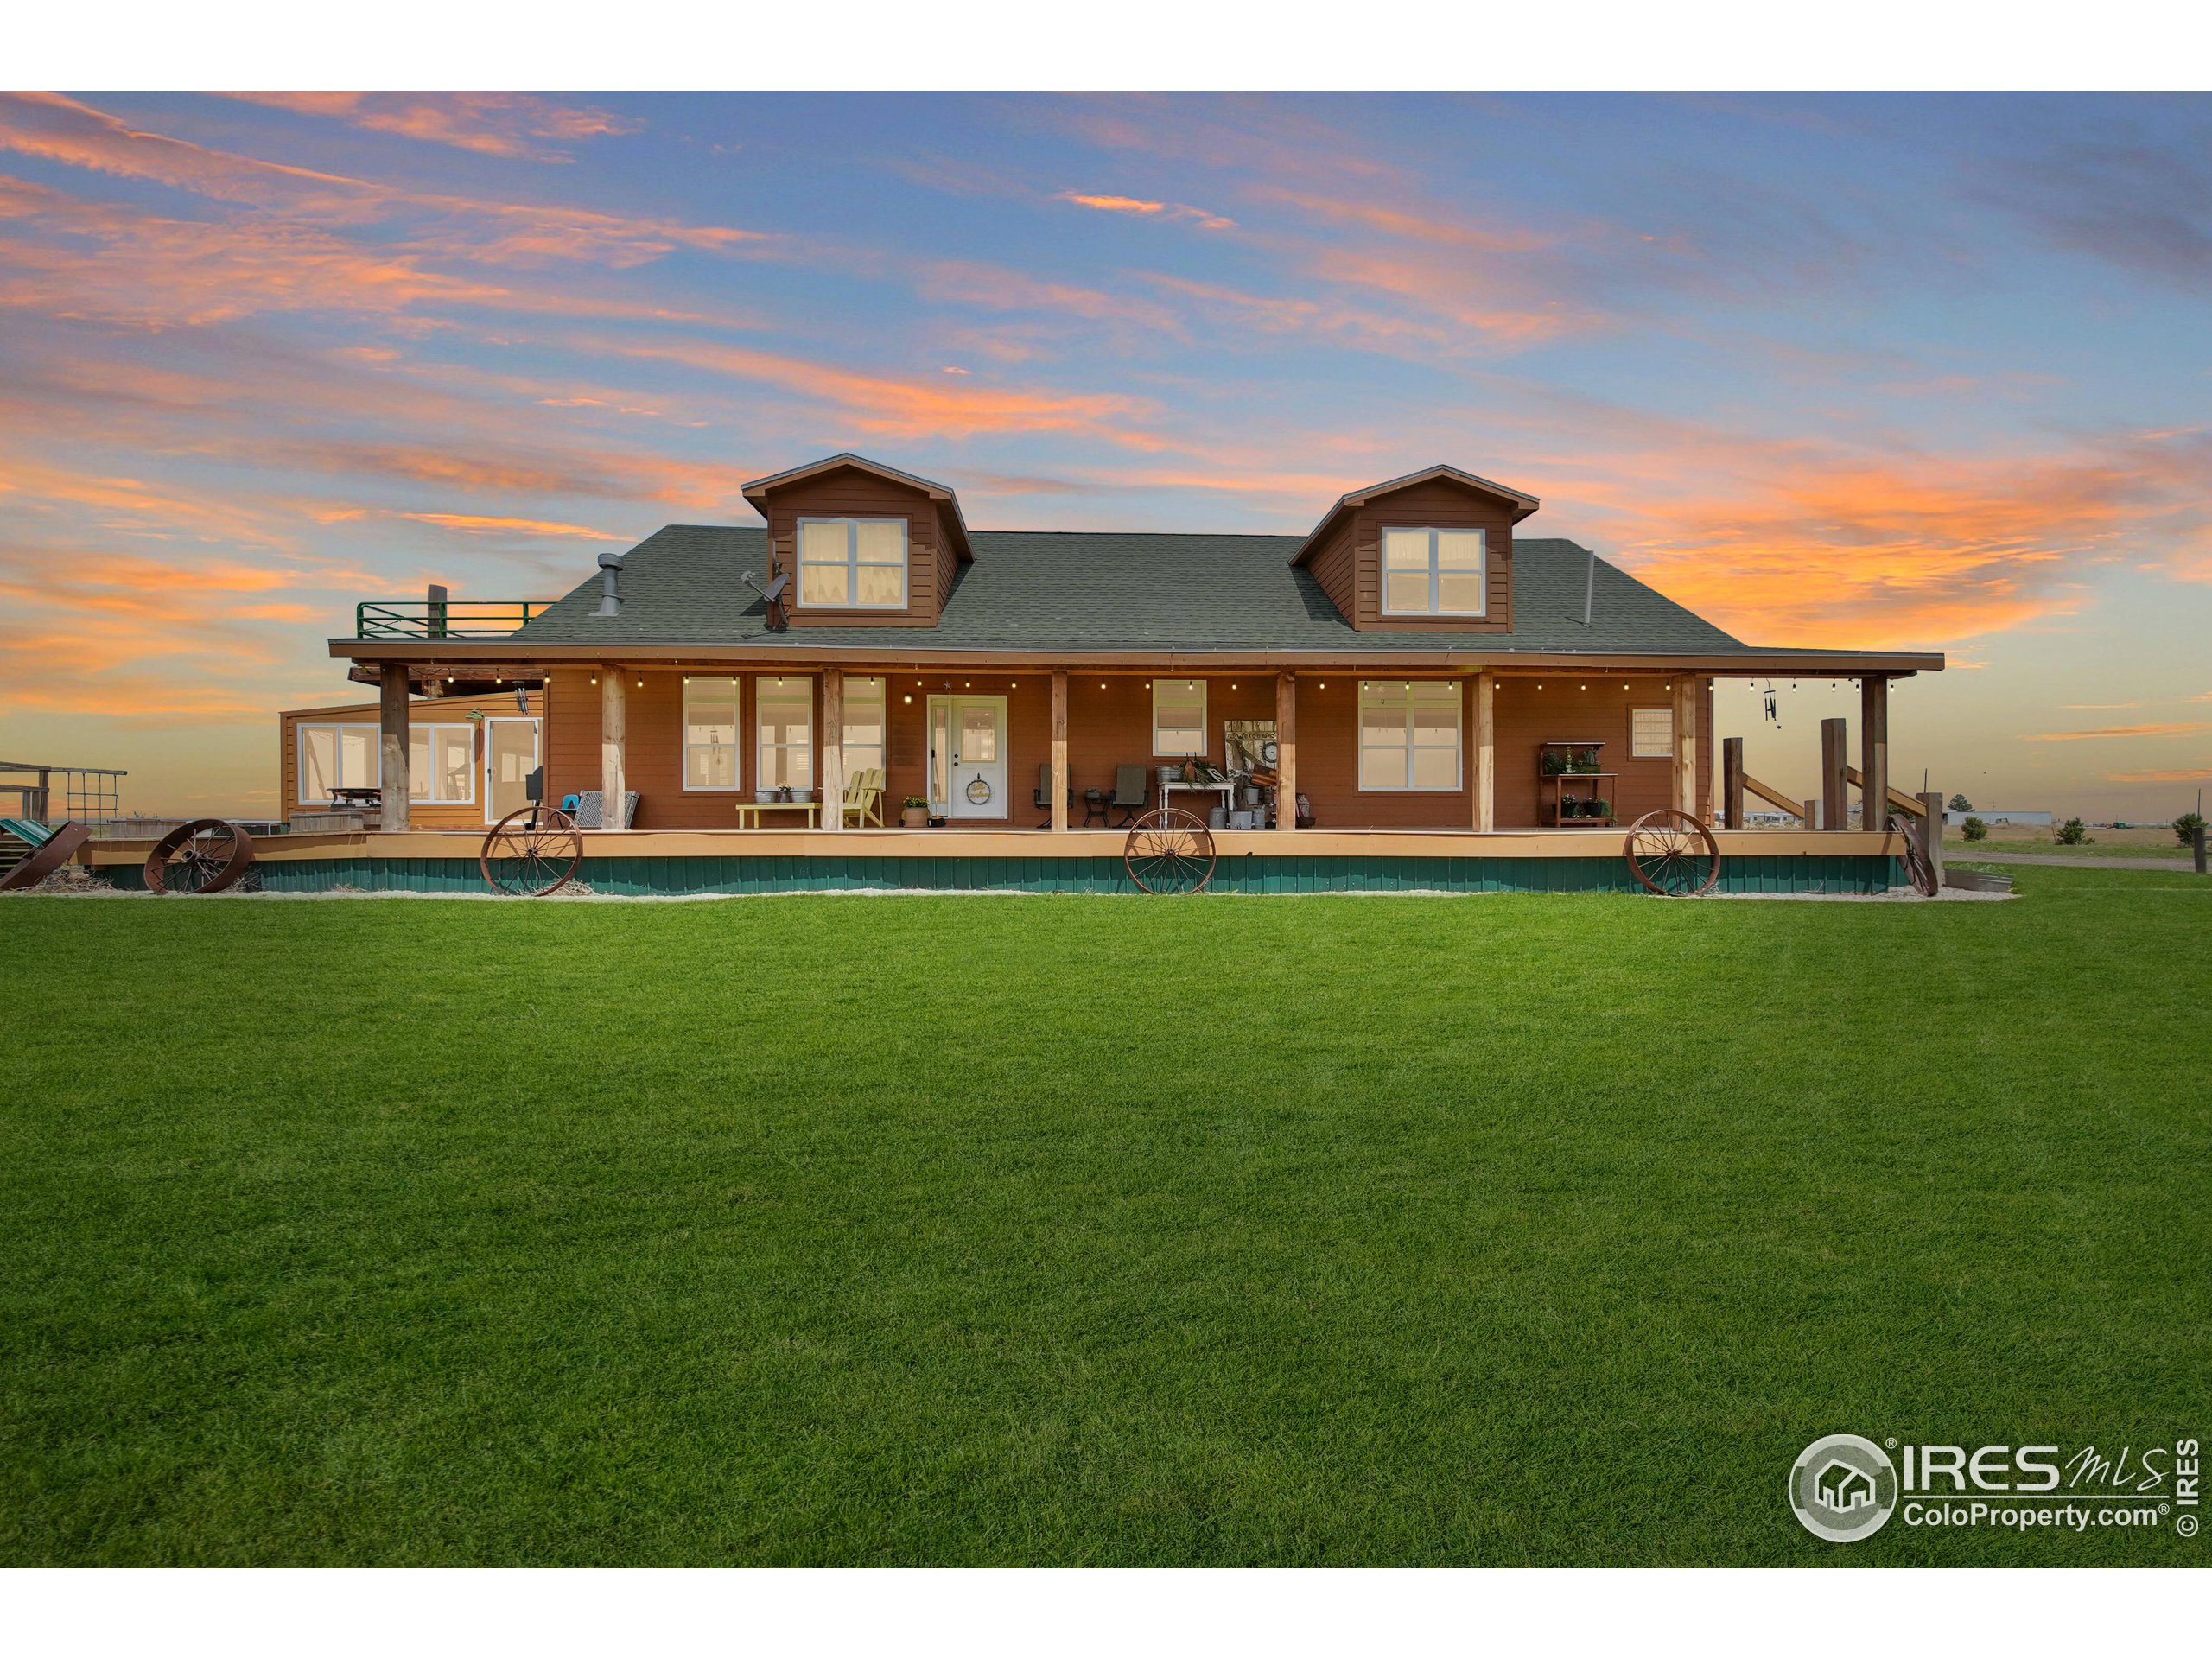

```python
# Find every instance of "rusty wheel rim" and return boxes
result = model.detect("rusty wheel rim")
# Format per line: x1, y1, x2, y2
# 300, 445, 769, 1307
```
1889, 813, 1940, 897
1124, 806, 1217, 894
480, 806, 583, 896
1624, 808, 1720, 897
143, 819, 255, 895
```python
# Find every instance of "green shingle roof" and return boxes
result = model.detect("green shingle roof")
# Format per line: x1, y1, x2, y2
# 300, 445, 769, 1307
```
515, 524, 1752, 655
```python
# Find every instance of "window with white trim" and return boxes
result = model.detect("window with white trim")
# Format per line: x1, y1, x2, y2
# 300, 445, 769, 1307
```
842, 676, 887, 778
683, 677, 741, 790
1630, 707, 1675, 759
408, 724, 475, 804
1152, 679, 1206, 756
797, 517, 907, 608
755, 677, 812, 790
1359, 681, 1462, 791
1380, 526, 1486, 616
297, 722, 379, 804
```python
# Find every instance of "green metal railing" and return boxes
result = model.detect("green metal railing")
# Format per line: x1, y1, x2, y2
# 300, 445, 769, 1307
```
353, 599, 556, 639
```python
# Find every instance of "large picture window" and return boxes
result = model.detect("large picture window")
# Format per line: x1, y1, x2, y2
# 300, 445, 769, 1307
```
797, 517, 907, 608
297, 722, 378, 804
1380, 527, 1485, 617
1359, 681, 1462, 791
842, 676, 887, 778
683, 677, 741, 790
407, 724, 475, 804
756, 677, 813, 791
1152, 679, 1206, 756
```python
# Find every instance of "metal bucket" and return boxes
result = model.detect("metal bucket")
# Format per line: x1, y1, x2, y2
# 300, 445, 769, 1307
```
1208, 805, 1229, 830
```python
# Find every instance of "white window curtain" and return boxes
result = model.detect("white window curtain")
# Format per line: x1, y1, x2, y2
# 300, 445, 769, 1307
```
1152, 679, 1206, 756
797, 518, 907, 608
683, 677, 741, 790
1630, 707, 1675, 759
1358, 682, 1462, 791
756, 677, 813, 790
407, 724, 476, 804
1380, 527, 1485, 616
298, 723, 380, 804
842, 677, 887, 778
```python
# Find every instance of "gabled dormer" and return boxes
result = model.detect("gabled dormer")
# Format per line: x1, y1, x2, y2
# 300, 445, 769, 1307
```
741, 453, 973, 628
1291, 464, 1539, 633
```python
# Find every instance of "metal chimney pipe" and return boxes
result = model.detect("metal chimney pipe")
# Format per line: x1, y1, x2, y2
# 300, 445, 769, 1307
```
1580, 548, 1597, 627
594, 550, 626, 617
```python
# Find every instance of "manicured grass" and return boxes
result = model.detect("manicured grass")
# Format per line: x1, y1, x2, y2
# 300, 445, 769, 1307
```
3, 869, 2207, 1565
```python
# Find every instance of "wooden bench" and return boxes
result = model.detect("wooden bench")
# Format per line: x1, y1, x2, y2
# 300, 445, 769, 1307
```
734, 800, 822, 829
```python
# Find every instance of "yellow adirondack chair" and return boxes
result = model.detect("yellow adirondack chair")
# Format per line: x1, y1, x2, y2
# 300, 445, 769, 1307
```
842, 766, 886, 828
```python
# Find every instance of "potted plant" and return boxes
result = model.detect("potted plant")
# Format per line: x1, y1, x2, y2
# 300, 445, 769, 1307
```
900, 795, 930, 829
1541, 748, 1568, 777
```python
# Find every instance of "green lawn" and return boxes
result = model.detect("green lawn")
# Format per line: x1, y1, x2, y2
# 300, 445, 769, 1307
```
3, 867, 2207, 1566
1963, 838, 2191, 859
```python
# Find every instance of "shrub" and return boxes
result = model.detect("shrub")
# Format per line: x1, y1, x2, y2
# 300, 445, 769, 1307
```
2056, 817, 2091, 845
1961, 817, 1988, 842
2175, 812, 2207, 846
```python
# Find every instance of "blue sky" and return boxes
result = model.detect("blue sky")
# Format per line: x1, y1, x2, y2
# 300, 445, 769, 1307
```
2, 91, 2207, 816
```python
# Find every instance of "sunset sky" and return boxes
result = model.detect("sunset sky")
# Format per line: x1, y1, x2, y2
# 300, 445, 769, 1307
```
3, 90, 2208, 820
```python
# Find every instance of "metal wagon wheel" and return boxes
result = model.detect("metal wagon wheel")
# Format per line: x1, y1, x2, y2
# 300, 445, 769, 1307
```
1623, 808, 1720, 897
143, 818, 255, 895
1123, 806, 1217, 894
1890, 812, 1940, 897
480, 805, 584, 897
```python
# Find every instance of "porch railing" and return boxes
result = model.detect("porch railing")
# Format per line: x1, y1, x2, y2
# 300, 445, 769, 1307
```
353, 599, 556, 639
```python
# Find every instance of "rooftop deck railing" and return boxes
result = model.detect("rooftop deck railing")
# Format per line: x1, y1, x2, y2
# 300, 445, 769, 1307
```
354, 599, 556, 639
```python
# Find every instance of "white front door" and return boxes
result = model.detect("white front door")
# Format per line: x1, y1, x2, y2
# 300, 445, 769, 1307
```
931, 696, 1007, 819
484, 717, 540, 823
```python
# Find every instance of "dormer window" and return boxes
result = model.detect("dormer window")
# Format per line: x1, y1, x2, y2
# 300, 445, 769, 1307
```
798, 517, 907, 608
1381, 527, 1485, 617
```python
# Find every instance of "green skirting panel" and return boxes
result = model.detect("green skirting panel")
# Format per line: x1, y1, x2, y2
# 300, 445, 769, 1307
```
87, 853, 1905, 896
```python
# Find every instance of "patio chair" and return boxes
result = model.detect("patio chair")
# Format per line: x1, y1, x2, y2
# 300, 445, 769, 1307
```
841, 766, 886, 829
1033, 762, 1075, 827
1106, 763, 1149, 828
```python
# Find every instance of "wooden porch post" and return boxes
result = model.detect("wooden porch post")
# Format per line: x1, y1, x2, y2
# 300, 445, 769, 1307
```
821, 668, 844, 833
1859, 676, 1890, 832
378, 662, 410, 831
1670, 676, 1697, 815
1917, 790, 1945, 887
1275, 671, 1297, 831
1050, 671, 1068, 832
601, 667, 626, 830
1721, 735, 1745, 830
1820, 716, 1848, 831
1472, 671, 1496, 831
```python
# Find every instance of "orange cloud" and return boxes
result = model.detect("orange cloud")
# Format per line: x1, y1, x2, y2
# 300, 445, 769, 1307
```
583, 334, 1164, 445
0, 94, 761, 270
222, 92, 639, 162
2024, 723, 2211, 741
397, 512, 627, 540
2107, 769, 2212, 782
1060, 191, 1235, 230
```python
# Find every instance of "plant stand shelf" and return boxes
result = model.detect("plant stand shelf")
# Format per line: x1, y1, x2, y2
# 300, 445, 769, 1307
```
1538, 739, 1615, 827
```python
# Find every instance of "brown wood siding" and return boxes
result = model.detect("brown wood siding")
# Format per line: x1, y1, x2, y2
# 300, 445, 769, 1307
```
1345, 477, 1515, 633
540, 667, 1716, 835
763, 466, 946, 628
279, 689, 542, 830
1304, 516, 1357, 622
1491, 674, 1711, 828
1289, 677, 1475, 828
